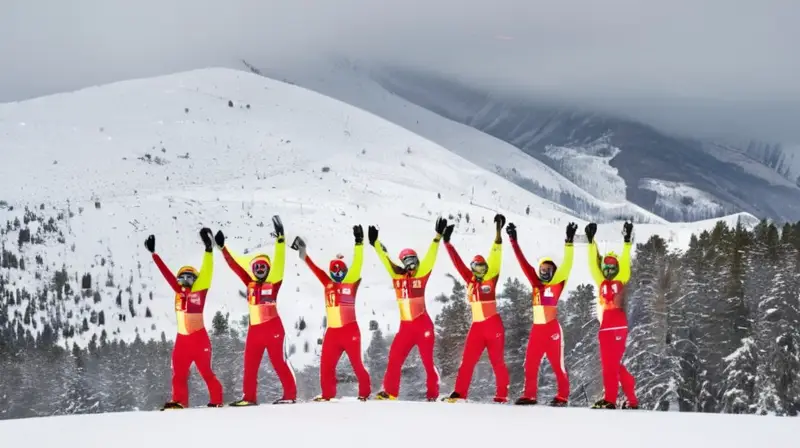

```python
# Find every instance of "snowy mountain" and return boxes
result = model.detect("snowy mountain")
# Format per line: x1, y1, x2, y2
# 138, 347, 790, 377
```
0, 68, 757, 368
270, 62, 799, 223
0, 400, 794, 448
244, 59, 666, 224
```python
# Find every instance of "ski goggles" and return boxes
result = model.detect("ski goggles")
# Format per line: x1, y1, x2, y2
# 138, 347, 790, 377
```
602, 263, 619, 275
177, 273, 197, 287
401, 255, 419, 270
252, 261, 270, 277
470, 261, 488, 276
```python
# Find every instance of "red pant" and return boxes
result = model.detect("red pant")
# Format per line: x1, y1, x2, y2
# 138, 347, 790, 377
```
383, 313, 440, 400
243, 317, 297, 402
522, 320, 569, 400
453, 314, 509, 399
172, 329, 223, 407
320, 322, 371, 399
598, 327, 637, 405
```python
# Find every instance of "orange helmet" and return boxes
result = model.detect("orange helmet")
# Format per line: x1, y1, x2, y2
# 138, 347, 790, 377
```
250, 254, 271, 279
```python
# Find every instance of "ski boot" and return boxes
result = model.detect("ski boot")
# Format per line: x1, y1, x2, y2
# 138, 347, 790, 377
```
273, 398, 297, 404
312, 395, 332, 402
514, 397, 538, 406
591, 399, 616, 409
207, 403, 224, 408
161, 401, 184, 410
442, 392, 466, 403
620, 400, 639, 410
229, 398, 257, 407
357, 395, 369, 402
549, 397, 568, 407
493, 396, 509, 404
374, 391, 397, 401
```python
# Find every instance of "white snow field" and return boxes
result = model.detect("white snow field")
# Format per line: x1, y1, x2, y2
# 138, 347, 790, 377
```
0, 67, 758, 366
0, 400, 794, 448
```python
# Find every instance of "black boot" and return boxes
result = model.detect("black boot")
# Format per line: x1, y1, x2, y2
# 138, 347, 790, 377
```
591, 399, 616, 409
549, 397, 568, 407
514, 397, 538, 405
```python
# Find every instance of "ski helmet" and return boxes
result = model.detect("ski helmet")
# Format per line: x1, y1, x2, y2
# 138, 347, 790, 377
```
250, 254, 271, 280
537, 257, 557, 282
399, 248, 419, 271
470, 255, 488, 277
602, 252, 619, 279
330, 255, 348, 283
176, 266, 198, 288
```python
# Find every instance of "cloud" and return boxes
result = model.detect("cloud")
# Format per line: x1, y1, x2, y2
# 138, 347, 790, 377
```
1, 0, 799, 141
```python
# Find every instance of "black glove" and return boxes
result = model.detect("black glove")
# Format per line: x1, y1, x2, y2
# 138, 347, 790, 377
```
272, 215, 284, 237
368, 225, 379, 246
200, 227, 213, 252
506, 222, 517, 240
442, 224, 455, 243
435, 217, 447, 235
214, 230, 225, 248
623, 221, 633, 243
290, 236, 307, 259
585, 223, 597, 243
494, 214, 506, 230
144, 235, 155, 253
565, 222, 578, 243
353, 225, 364, 244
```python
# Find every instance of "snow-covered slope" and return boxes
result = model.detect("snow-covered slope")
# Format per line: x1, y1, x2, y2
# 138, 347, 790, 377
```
250, 58, 665, 224
0, 68, 757, 368
0, 401, 793, 448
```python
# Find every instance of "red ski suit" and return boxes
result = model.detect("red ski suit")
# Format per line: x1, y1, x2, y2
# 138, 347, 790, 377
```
304, 243, 371, 399
510, 239, 573, 402
221, 238, 297, 403
588, 240, 637, 406
152, 251, 223, 407
444, 240, 510, 400
373, 236, 442, 400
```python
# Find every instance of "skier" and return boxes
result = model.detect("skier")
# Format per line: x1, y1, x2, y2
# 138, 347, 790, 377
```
368, 217, 448, 401
585, 221, 638, 409
291, 225, 371, 401
441, 214, 510, 403
145, 228, 223, 410
215, 215, 297, 406
506, 221, 578, 406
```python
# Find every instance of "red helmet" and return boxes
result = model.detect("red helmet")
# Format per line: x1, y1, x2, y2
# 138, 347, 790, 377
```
470, 255, 488, 277
399, 248, 417, 260
398, 248, 419, 270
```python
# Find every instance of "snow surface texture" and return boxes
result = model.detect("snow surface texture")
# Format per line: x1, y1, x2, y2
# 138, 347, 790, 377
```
638, 178, 726, 221
0, 401, 794, 448
0, 68, 758, 368
249, 58, 665, 224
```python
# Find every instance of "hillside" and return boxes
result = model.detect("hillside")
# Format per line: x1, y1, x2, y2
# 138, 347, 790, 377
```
0, 67, 757, 368
0, 400, 794, 448
311, 64, 799, 222
246, 58, 667, 224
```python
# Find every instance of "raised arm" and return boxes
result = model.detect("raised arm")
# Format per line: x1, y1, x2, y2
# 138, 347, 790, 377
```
585, 223, 605, 285
616, 221, 634, 284
193, 228, 214, 292
144, 235, 180, 292
506, 223, 540, 286
369, 225, 404, 278
266, 216, 286, 284
214, 230, 253, 285
304, 253, 331, 285
415, 217, 447, 279
444, 242, 472, 282
550, 222, 576, 284
342, 225, 365, 283
484, 214, 505, 280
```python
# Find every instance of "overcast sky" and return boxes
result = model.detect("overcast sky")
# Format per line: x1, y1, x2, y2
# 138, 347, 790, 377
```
2, 0, 798, 142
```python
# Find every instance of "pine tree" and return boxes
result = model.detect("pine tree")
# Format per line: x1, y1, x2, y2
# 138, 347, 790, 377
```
434, 274, 470, 380
364, 326, 389, 388
497, 277, 532, 396
559, 283, 601, 405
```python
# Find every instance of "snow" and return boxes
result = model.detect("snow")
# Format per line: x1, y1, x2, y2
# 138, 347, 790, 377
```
543, 140, 627, 202
639, 178, 727, 219
0, 67, 757, 367
250, 58, 666, 224
0, 400, 794, 447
